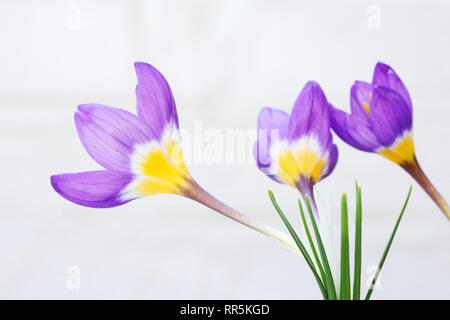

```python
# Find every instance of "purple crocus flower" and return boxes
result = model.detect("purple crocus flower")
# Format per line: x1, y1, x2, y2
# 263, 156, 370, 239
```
51, 62, 300, 254
254, 81, 338, 215
330, 62, 449, 219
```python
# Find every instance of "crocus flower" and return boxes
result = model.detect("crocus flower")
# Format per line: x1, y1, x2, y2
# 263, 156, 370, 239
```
330, 62, 449, 219
254, 81, 338, 216
51, 62, 300, 254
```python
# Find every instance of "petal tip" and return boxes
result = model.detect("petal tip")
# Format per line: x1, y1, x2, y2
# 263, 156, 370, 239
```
301, 80, 326, 99
374, 61, 395, 79
375, 61, 391, 70
74, 105, 93, 124
73, 111, 84, 127
50, 171, 134, 209
134, 61, 149, 70
76, 103, 98, 116
302, 80, 323, 93
305, 80, 320, 87
50, 174, 65, 197
134, 61, 159, 80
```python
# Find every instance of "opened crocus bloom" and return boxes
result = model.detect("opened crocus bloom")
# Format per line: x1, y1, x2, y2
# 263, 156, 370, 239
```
330, 62, 449, 219
51, 62, 299, 253
254, 81, 338, 216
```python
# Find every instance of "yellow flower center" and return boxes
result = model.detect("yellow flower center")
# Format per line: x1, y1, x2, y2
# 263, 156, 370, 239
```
128, 136, 191, 196
378, 132, 415, 165
277, 138, 327, 186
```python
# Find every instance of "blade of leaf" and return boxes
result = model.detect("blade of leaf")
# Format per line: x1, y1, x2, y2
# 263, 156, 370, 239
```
353, 183, 362, 300
298, 199, 327, 290
305, 195, 337, 300
340, 193, 350, 300
365, 185, 412, 300
268, 191, 328, 299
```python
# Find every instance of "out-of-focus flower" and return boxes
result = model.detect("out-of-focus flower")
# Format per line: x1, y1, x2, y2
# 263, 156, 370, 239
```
330, 62, 449, 219
254, 81, 338, 215
51, 62, 300, 254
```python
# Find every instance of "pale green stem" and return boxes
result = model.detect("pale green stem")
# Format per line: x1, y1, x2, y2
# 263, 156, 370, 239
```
182, 179, 302, 257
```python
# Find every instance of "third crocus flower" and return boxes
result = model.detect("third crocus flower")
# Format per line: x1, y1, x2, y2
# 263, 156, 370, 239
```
254, 81, 338, 217
329, 62, 449, 219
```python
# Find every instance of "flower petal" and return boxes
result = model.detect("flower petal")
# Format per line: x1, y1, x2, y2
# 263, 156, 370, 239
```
372, 62, 412, 109
350, 81, 373, 118
254, 107, 289, 169
369, 86, 413, 147
320, 143, 338, 180
134, 62, 178, 140
51, 171, 134, 208
329, 104, 381, 152
288, 81, 331, 148
253, 142, 284, 184
75, 104, 154, 171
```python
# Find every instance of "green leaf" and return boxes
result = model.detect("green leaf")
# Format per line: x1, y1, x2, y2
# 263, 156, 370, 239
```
365, 185, 413, 300
340, 193, 351, 300
298, 199, 327, 292
353, 183, 362, 300
268, 191, 328, 300
304, 195, 337, 300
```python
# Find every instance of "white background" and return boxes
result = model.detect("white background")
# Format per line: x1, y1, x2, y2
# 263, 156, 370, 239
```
0, 0, 449, 299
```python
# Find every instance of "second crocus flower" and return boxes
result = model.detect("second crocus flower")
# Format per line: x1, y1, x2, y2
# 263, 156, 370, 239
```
254, 81, 338, 216
330, 62, 449, 219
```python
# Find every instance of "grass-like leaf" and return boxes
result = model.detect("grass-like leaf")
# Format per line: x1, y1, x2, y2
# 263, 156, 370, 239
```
340, 193, 351, 300
353, 183, 362, 300
365, 185, 413, 300
298, 200, 327, 292
268, 191, 328, 299
304, 195, 337, 300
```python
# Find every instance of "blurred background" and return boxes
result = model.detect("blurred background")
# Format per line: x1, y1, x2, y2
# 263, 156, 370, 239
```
0, 0, 449, 299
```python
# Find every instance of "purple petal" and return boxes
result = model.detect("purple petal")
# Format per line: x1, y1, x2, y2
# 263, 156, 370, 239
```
369, 86, 413, 147
254, 107, 289, 169
51, 171, 134, 208
134, 62, 178, 140
253, 142, 284, 184
288, 81, 331, 148
320, 143, 338, 180
329, 104, 381, 152
75, 104, 154, 172
350, 81, 373, 118
372, 62, 412, 109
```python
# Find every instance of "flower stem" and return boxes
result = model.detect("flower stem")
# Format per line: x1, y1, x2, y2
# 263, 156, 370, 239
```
295, 178, 320, 219
182, 179, 302, 256
402, 157, 450, 219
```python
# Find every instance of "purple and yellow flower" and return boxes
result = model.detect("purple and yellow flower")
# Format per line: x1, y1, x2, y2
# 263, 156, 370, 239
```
51, 62, 300, 253
330, 62, 449, 219
254, 81, 338, 215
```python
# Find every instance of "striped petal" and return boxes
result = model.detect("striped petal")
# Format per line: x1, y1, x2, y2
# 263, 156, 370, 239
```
134, 62, 179, 141
372, 62, 412, 110
50, 171, 134, 208
350, 81, 373, 118
320, 143, 338, 180
254, 107, 289, 183
253, 142, 283, 183
285, 82, 337, 184
288, 81, 331, 149
330, 104, 381, 152
75, 104, 154, 172
369, 86, 413, 147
